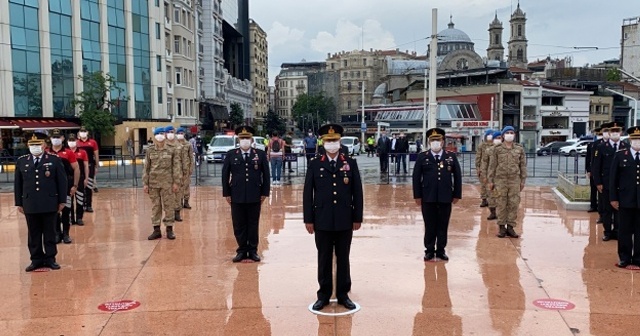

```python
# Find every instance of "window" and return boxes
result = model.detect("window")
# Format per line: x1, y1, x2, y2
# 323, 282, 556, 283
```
363, 58, 367, 66
177, 98, 182, 116
174, 7, 180, 23
157, 87, 162, 104
358, 82, 363, 90
343, 60, 348, 67
517, 25, 522, 37
603, 106, 609, 113
176, 67, 182, 85
516, 49, 523, 62
347, 100, 352, 109
494, 33, 500, 45
187, 41, 191, 57
155, 22, 160, 39
155, 0, 159, 7
156, 55, 161, 71
173, 36, 180, 53
363, 71, 367, 78
343, 72, 347, 78
331, 63, 335, 70
356, 71, 360, 78
347, 82, 352, 91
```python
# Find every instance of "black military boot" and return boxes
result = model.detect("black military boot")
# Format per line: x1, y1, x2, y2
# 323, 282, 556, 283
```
166, 226, 176, 240
174, 210, 183, 222
496, 225, 507, 238
148, 226, 162, 240
487, 208, 497, 220
183, 200, 192, 209
506, 225, 520, 238
480, 199, 488, 207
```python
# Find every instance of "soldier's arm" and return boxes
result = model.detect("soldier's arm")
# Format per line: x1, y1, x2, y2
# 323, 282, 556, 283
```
412, 153, 423, 199
519, 147, 527, 181
303, 159, 316, 224
53, 157, 68, 204
171, 148, 181, 185
350, 159, 364, 223
610, 153, 621, 202
585, 144, 592, 172
592, 148, 603, 186
487, 147, 498, 183
480, 148, 490, 178
453, 155, 462, 199
260, 151, 270, 197
474, 144, 483, 170
221, 151, 232, 197
14, 159, 23, 206
142, 150, 151, 186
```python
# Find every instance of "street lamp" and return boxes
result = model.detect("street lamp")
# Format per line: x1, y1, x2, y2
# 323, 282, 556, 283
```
605, 88, 638, 127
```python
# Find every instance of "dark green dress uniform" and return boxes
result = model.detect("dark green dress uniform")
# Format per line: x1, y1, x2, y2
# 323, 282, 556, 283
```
14, 134, 67, 271
610, 126, 640, 268
303, 124, 364, 308
412, 128, 462, 261
222, 126, 270, 262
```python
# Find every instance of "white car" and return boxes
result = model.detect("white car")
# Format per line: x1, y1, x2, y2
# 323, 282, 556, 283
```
576, 144, 588, 156
252, 136, 266, 151
559, 140, 591, 156
340, 136, 361, 155
206, 135, 238, 162
409, 141, 417, 153
291, 139, 305, 155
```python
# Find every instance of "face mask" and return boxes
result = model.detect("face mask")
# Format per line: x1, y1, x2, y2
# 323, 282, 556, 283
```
632, 140, 640, 150
51, 138, 63, 146
176, 134, 185, 140
324, 141, 341, 154
430, 141, 442, 152
68, 141, 77, 148
166, 133, 175, 140
79, 132, 88, 139
155, 134, 165, 142
504, 134, 515, 142
239, 139, 251, 149
603, 132, 610, 140
308, 133, 313, 136
486, 135, 493, 141
493, 139, 502, 145
29, 145, 43, 156
610, 132, 621, 141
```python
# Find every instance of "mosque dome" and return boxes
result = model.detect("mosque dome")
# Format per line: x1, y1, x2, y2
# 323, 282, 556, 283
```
438, 20, 473, 43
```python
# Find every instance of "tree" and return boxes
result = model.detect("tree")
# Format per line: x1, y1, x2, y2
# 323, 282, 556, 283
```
229, 102, 245, 129
264, 109, 286, 136
607, 68, 622, 82
70, 71, 125, 137
292, 93, 337, 131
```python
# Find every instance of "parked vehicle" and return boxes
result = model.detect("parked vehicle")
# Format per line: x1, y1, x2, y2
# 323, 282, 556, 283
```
536, 141, 571, 156
291, 139, 305, 155
206, 135, 238, 163
408, 141, 418, 153
340, 136, 361, 155
252, 136, 266, 151
559, 140, 592, 157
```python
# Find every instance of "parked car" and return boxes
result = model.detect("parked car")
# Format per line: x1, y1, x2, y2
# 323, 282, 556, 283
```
536, 141, 571, 156
409, 141, 417, 153
291, 139, 305, 155
206, 135, 238, 163
252, 136, 266, 151
559, 140, 591, 156
340, 136, 361, 155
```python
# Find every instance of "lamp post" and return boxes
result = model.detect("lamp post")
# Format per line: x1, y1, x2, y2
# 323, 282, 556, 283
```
606, 88, 638, 127
361, 84, 366, 152
425, 8, 439, 141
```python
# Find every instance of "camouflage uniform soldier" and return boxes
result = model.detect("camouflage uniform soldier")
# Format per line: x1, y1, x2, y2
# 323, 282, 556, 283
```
143, 127, 181, 240
165, 125, 187, 222
487, 126, 527, 238
481, 131, 503, 220
177, 128, 194, 209
476, 129, 494, 208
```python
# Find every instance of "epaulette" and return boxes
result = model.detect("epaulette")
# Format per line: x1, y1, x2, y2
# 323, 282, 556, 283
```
18, 154, 29, 159
618, 148, 626, 152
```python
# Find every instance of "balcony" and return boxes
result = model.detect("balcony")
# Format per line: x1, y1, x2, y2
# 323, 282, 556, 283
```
199, 67, 205, 78
167, 82, 174, 95
296, 84, 306, 91
165, 49, 172, 62
164, 17, 171, 30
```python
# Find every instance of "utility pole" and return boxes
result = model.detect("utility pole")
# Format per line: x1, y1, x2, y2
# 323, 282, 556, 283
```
427, 8, 439, 134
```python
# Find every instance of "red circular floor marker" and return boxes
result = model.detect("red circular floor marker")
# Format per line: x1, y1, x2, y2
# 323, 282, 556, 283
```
98, 300, 141, 312
533, 299, 575, 311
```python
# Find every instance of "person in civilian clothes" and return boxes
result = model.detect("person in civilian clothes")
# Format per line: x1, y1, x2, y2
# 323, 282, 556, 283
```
222, 126, 270, 263
593, 122, 626, 241
15, 133, 67, 272
377, 129, 391, 173
68, 134, 90, 226
585, 127, 602, 213
304, 124, 364, 311
395, 132, 409, 175
413, 128, 462, 261
76, 127, 99, 212
610, 126, 640, 269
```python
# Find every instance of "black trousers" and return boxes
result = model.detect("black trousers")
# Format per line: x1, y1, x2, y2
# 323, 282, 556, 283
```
315, 229, 353, 301
305, 148, 316, 164
379, 153, 389, 172
25, 212, 58, 263
600, 189, 618, 235
395, 154, 407, 173
422, 202, 453, 254
231, 202, 261, 254
70, 182, 85, 222
57, 183, 72, 236
85, 163, 96, 208
618, 208, 640, 264
589, 176, 598, 210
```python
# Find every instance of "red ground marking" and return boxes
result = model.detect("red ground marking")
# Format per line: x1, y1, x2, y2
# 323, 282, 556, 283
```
533, 299, 575, 311
98, 300, 141, 312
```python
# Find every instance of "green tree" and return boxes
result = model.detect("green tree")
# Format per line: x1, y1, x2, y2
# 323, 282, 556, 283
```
264, 109, 286, 136
229, 102, 245, 129
292, 93, 336, 131
70, 71, 125, 137
607, 68, 622, 81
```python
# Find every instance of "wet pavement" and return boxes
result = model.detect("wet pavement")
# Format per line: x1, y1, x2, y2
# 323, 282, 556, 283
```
0, 184, 637, 335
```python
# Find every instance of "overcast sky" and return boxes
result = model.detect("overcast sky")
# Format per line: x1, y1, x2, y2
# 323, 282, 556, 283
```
250, 0, 637, 85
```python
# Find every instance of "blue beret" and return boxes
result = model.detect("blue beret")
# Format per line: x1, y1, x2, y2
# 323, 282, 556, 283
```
484, 129, 494, 137
165, 125, 175, 132
502, 126, 515, 133
492, 131, 502, 138
153, 127, 165, 135
176, 127, 186, 133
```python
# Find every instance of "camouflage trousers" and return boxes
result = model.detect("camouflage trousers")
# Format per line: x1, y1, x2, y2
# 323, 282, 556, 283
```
480, 179, 489, 199
183, 177, 190, 201
494, 180, 521, 227
487, 185, 498, 208
149, 187, 175, 227
174, 181, 184, 211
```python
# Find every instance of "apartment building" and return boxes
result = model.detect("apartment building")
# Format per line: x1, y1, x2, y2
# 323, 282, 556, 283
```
249, 19, 268, 121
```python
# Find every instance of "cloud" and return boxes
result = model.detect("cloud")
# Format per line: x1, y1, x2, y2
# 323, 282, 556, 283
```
310, 19, 396, 54
267, 22, 304, 48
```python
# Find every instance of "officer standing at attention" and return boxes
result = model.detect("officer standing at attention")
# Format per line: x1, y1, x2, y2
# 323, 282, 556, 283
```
304, 124, 363, 311
487, 126, 527, 238
476, 129, 494, 208
593, 122, 627, 241
164, 125, 187, 222
15, 133, 68, 272
176, 128, 194, 209
481, 131, 503, 220
585, 127, 602, 213
610, 126, 640, 268
68, 134, 90, 226
222, 126, 270, 263
594, 124, 611, 224
143, 127, 181, 240
76, 127, 99, 212
413, 128, 462, 261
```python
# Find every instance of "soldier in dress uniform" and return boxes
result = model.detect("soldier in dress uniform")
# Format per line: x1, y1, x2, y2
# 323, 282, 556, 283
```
14, 133, 68, 272
476, 129, 494, 208
143, 127, 181, 240
487, 126, 527, 238
303, 124, 363, 311
176, 128, 194, 209
594, 124, 611, 224
413, 128, 462, 261
481, 131, 503, 220
610, 126, 640, 268
222, 126, 270, 263
165, 125, 187, 222
585, 127, 602, 213
592, 122, 627, 241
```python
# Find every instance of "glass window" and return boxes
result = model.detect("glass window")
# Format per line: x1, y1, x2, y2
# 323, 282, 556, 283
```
155, 22, 160, 39
12, 50, 27, 72
157, 87, 163, 104
156, 55, 161, 71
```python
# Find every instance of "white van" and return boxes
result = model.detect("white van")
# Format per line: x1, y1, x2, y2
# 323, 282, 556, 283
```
340, 136, 362, 155
206, 135, 238, 163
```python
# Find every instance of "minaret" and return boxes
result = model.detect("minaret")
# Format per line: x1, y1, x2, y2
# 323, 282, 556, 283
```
487, 11, 504, 61
508, 2, 528, 68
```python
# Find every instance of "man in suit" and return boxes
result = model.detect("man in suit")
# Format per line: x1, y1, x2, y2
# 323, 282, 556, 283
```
14, 133, 67, 272
593, 122, 626, 241
413, 128, 462, 261
377, 129, 391, 173
395, 132, 410, 174
585, 127, 601, 213
222, 126, 270, 263
594, 124, 611, 224
304, 124, 363, 311
610, 126, 640, 268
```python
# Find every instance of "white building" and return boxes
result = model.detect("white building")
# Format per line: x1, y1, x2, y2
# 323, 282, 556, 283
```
224, 70, 253, 122
539, 86, 591, 143
622, 17, 640, 77
200, 0, 226, 110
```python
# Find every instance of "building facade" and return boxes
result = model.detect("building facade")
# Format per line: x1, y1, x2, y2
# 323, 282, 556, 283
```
508, 3, 528, 68
249, 19, 268, 121
539, 86, 591, 143
621, 17, 640, 77
221, 0, 249, 80
224, 69, 253, 122
589, 96, 613, 132
200, 0, 227, 130
487, 13, 505, 61
274, 62, 326, 130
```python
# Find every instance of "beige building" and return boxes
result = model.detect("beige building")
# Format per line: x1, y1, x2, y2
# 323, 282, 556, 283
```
250, 19, 269, 121
589, 96, 613, 131
622, 17, 640, 77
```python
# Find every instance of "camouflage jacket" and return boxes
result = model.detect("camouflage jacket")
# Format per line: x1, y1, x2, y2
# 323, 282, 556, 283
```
142, 144, 181, 189
180, 140, 194, 175
480, 144, 496, 178
487, 143, 527, 183
475, 142, 487, 171
167, 141, 190, 179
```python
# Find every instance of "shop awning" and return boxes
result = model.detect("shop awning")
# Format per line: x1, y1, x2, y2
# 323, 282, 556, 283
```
9, 119, 80, 130
0, 120, 18, 129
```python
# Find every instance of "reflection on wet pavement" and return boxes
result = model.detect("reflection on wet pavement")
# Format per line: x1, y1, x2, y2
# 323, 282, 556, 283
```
0, 185, 638, 335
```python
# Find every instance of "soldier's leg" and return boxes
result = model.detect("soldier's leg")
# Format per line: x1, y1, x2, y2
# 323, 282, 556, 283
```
231, 203, 249, 253
161, 190, 175, 227
147, 188, 162, 239
75, 186, 85, 223
435, 203, 452, 254
597, 189, 604, 223
25, 214, 46, 264
495, 183, 508, 237
632, 210, 640, 265
314, 230, 334, 301
589, 176, 598, 210
246, 202, 261, 254
41, 212, 59, 263
334, 229, 353, 300
612, 208, 620, 238
421, 202, 438, 254
487, 187, 497, 220
601, 189, 614, 237
506, 183, 521, 227
617, 207, 633, 263
174, 183, 183, 222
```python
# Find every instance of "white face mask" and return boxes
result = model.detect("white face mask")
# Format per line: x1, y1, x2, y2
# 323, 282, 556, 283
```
603, 132, 610, 140
154, 134, 165, 142
324, 141, 341, 154
29, 145, 43, 156
486, 135, 493, 141
610, 132, 621, 141
68, 141, 77, 148
51, 138, 63, 146
430, 141, 442, 152
166, 133, 175, 140
504, 134, 515, 142
493, 139, 502, 145
176, 134, 185, 140
631, 139, 640, 151
78, 132, 88, 139
239, 139, 252, 150
308, 133, 313, 137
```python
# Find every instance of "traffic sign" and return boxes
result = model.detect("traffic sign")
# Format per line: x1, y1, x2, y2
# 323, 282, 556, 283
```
360, 122, 367, 132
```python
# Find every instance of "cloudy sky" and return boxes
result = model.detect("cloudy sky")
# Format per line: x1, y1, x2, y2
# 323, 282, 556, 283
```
249, 0, 636, 84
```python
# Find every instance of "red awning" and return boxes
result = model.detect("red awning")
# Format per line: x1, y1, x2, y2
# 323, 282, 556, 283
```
0, 120, 18, 129
9, 119, 80, 131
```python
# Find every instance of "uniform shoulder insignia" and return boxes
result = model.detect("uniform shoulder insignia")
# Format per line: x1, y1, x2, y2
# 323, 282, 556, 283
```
18, 154, 29, 159
618, 148, 626, 152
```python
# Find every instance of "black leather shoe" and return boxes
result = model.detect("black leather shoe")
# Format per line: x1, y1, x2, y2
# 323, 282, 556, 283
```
617, 261, 631, 268
248, 252, 261, 262
587, 208, 598, 213
506, 226, 520, 238
423, 252, 435, 261
77, 219, 85, 226
166, 228, 176, 240
602, 235, 611, 241
596, 217, 603, 224
312, 299, 328, 311
174, 211, 183, 222
338, 298, 356, 310
480, 199, 488, 207
436, 253, 449, 261
25, 263, 42, 272
56, 234, 63, 244
63, 235, 72, 244
85, 207, 94, 213
232, 253, 246, 263
183, 201, 192, 209
46, 262, 61, 270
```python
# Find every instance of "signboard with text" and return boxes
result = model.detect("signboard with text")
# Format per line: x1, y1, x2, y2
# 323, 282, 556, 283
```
451, 121, 499, 128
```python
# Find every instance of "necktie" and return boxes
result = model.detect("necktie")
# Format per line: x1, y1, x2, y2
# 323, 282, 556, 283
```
34, 157, 40, 166
636, 152, 639, 164
330, 160, 336, 171
614, 143, 618, 152
244, 153, 249, 161
435, 155, 440, 163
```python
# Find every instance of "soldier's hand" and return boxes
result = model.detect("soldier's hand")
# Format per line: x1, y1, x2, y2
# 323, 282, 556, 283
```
17, 206, 24, 214
414, 198, 421, 206
353, 223, 362, 231
172, 184, 179, 193
143, 185, 149, 194
520, 183, 525, 191
452, 198, 460, 204
597, 185, 603, 193
70, 186, 77, 195
226, 196, 232, 204
305, 223, 314, 234
611, 201, 619, 210
58, 204, 65, 212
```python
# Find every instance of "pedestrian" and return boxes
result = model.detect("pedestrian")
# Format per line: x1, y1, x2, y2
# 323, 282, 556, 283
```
283, 131, 294, 173
304, 131, 318, 161
165, 125, 187, 222
68, 134, 90, 226
610, 126, 640, 269
476, 129, 494, 208
304, 123, 363, 311
143, 127, 181, 240
377, 129, 391, 173
15, 133, 67, 272
487, 126, 527, 238
268, 131, 285, 185
390, 134, 397, 164
585, 127, 602, 213
76, 127, 99, 212
412, 128, 462, 261
481, 131, 503, 220
416, 137, 423, 153
176, 128, 194, 209
593, 122, 627, 241
395, 132, 409, 174
222, 126, 270, 263
366, 135, 375, 157
194, 135, 204, 166
46, 129, 80, 244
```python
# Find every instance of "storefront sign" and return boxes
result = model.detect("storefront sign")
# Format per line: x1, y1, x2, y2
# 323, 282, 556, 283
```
522, 122, 537, 130
452, 121, 497, 128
